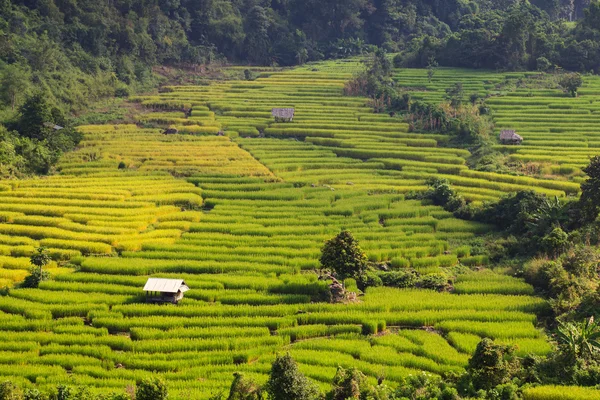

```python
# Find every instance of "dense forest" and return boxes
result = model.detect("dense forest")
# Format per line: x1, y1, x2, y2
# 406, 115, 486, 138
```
1, 0, 600, 114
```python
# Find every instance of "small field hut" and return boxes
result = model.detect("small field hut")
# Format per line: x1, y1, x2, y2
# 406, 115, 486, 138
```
272, 108, 295, 122
499, 130, 523, 145
143, 278, 189, 304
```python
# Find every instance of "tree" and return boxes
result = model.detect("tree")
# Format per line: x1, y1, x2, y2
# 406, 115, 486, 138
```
0, 381, 22, 400
559, 73, 583, 97
367, 48, 392, 80
0, 64, 31, 110
467, 338, 520, 390
320, 231, 368, 281
295, 48, 308, 65
445, 82, 464, 109
541, 228, 569, 257
329, 367, 369, 400
22, 247, 51, 288
244, 6, 271, 65
578, 156, 600, 223
556, 317, 600, 362
17, 92, 54, 140
266, 354, 321, 400
135, 377, 168, 400
426, 56, 438, 83
227, 373, 263, 400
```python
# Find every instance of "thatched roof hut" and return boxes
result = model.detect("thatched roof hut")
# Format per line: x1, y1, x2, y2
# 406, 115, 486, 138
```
499, 130, 523, 145
272, 108, 295, 122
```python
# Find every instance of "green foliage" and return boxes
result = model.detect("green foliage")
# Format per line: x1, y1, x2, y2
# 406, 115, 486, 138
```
467, 338, 520, 391
135, 377, 168, 400
227, 373, 264, 400
556, 317, 600, 362
17, 92, 53, 141
22, 247, 51, 289
0, 64, 31, 110
328, 367, 369, 400
30, 247, 51, 269
0, 381, 23, 400
320, 231, 368, 281
579, 155, 600, 223
267, 354, 321, 400
541, 228, 569, 257
395, 373, 458, 400
446, 83, 465, 109
559, 73, 584, 97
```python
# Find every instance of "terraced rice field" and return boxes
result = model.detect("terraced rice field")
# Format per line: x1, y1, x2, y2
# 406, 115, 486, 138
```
0, 60, 581, 397
394, 67, 600, 181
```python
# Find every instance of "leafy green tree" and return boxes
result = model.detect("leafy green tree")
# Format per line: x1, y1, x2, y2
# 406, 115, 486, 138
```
557, 317, 600, 362
22, 247, 51, 288
23, 388, 45, 400
426, 56, 438, 83
0, 64, 31, 110
467, 338, 520, 390
227, 373, 263, 400
541, 228, 569, 257
559, 73, 584, 97
0, 380, 23, 400
245, 6, 271, 65
445, 82, 464, 109
578, 155, 600, 223
328, 367, 369, 400
395, 373, 458, 400
136, 377, 168, 400
266, 354, 321, 400
295, 48, 308, 65
17, 92, 53, 140
320, 231, 368, 281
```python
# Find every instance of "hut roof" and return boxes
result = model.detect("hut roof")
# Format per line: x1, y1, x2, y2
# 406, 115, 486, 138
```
43, 122, 64, 130
499, 130, 523, 141
272, 108, 295, 119
143, 278, 189, 294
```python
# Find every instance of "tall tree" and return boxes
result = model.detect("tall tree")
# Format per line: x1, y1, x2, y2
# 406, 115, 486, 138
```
244, 6, 271, 65
0, 64, 31, 110
266, 354, 320, 400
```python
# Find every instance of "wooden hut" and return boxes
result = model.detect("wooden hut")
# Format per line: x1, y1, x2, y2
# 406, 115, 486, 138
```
143, 278, 189, 304
499, 130, 523, 145
272, 108, 295, 122
43, 122, 64, 130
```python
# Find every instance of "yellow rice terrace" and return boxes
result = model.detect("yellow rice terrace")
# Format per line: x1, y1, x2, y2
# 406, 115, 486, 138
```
1, 60, 599, 399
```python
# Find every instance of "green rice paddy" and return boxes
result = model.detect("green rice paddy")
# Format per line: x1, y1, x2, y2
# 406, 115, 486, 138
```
0, 60, 594, 398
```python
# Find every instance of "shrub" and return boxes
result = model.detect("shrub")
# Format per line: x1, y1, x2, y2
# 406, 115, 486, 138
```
136, 377, 168, 400
0, 381, 22, 400
356, 271, 382, 291
266, 354, 320, 400
329, 367, 369, 400
467, 338, 520, 391
227, 372, 263, 400
417, 273, 450, 291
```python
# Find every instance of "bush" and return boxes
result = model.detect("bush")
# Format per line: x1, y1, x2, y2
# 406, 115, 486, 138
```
0, 381, 22, 400
356, 271, 382, 291
266, 354, 320, 400
136, 377, 168, 400
329, 367, 369, 400
467, 338, 520, 391
227, 373, 263, 400
379, 270, 419, 288
418, 273, 451, 291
